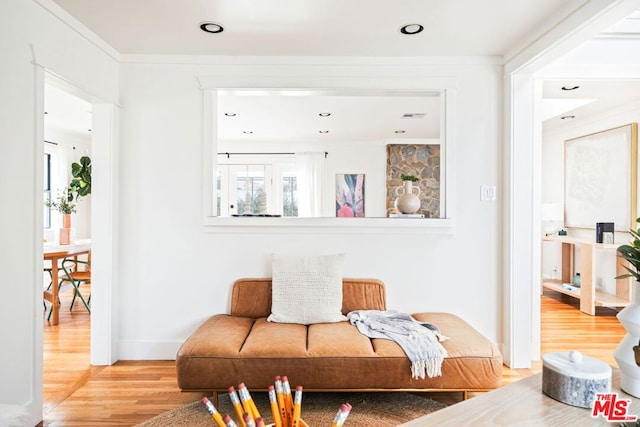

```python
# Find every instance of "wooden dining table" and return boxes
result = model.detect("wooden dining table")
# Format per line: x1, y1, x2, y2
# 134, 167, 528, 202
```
43, 239, 91, 325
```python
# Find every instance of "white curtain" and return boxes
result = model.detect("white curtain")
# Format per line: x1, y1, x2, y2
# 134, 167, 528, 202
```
295, 152, 325, 217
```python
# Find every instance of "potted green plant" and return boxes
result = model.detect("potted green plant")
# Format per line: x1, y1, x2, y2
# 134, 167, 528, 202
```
45, 188, 77, 244
45, 188, 77, 216
69, 155, 92, 200
400, 173, 419, 183
44, 156, 91, 212
617, 217, 640, 281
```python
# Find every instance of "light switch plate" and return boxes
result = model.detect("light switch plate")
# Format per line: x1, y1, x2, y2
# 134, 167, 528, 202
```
481, 185, 496, 201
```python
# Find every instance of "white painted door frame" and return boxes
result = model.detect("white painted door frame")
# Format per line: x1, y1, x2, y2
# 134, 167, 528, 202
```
36, 71, 118, 376
503, 0, 640, 368
90, 102, 119, 365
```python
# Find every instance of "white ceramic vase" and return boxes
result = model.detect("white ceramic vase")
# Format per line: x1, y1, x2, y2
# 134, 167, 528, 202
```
394, 180, 421, 214
614, 281, 640, 397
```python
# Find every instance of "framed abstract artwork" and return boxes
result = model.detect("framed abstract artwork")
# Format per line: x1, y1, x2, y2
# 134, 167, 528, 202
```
335, 174, 365, 217
564, 123, 638, 231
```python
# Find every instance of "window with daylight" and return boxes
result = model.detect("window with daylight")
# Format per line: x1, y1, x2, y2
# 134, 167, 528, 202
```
282, 173, 298, 217
217, 161, 297, 217
236, 174, 265, 214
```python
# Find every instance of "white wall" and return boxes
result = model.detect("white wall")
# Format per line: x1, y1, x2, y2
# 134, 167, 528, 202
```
117, 57, 503, 359
0, 0, 118, 423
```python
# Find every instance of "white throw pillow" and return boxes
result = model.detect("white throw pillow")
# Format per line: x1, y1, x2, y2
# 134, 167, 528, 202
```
268, 253, 347, 324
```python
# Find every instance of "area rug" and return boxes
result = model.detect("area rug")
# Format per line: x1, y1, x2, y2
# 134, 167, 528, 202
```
137, 392, 447, 426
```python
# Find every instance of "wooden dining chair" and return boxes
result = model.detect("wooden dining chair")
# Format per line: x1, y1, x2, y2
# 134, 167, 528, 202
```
58, 251, 91, 314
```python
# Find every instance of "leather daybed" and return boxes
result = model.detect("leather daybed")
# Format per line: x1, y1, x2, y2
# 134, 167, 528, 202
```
176, 278, 503, 400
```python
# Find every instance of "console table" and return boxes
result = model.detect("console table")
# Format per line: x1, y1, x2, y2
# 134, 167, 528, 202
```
542, 235, 632, 315
401, 369, 639, 426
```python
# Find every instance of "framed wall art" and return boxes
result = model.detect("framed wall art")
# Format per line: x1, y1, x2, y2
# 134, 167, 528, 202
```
564, 123, 638, 231
335, 174, 365, 217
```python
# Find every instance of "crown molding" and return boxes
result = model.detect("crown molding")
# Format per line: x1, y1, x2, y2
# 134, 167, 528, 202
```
33, 0, 121, 62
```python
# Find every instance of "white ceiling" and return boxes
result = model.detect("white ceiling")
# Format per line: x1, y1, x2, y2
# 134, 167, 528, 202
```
45, 1, 640, 142
44, 84, 92, 142
52, 0, 567, 57
542, 79, 640, 133
217, 90, 441, 145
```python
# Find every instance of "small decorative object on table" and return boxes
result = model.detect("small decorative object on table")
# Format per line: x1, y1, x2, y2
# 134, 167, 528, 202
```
542, 350, 611, 408
615, 217, 640, 397
394, 174, 421, 215
596, 222, 615, 244
197, 376, 342, 427
572, 273, 581, 288
45, 188, 77, 245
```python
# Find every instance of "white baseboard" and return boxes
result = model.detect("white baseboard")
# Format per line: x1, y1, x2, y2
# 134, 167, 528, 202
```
117, 340, 183, 360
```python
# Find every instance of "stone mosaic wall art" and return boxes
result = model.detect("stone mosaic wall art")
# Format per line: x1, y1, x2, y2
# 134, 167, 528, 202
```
386, 144, 440, 218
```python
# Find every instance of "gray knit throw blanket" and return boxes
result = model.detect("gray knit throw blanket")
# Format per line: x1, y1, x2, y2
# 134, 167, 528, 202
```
346, 310, 448, 379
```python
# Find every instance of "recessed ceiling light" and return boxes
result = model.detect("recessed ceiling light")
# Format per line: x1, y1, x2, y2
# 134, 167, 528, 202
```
561, 85, 580, 91
560, 115, 575, 120
395, 130, 406, 134
400, 24, 424, 35
319, 112, 331, 117
243, 130, 253, 134
319, 130, 329, 134
224, 112, 236, 117
200, 22, 224, 34
44, 111, 48, 115
88, 129, 92, 132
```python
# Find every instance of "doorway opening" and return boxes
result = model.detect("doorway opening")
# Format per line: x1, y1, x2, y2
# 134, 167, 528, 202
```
42, 78, 93, 415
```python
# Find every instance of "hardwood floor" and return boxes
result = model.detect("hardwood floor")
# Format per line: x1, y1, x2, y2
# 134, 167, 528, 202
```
43, 289, 626, 426
43, 287, 204, 426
